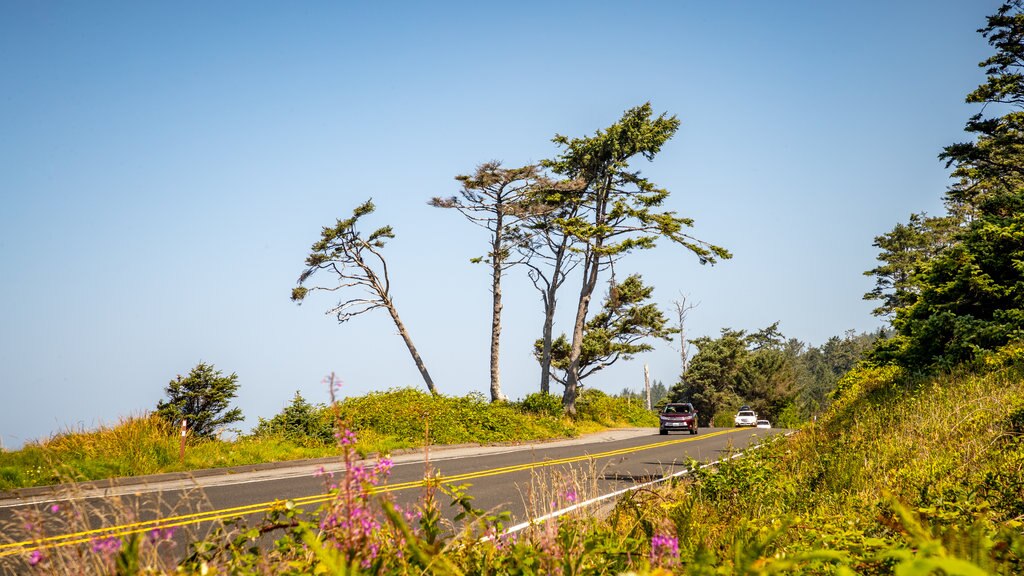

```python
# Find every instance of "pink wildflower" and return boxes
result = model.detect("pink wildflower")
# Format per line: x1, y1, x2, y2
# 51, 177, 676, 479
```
650, 533, 680, 567
28, 550, 42, 566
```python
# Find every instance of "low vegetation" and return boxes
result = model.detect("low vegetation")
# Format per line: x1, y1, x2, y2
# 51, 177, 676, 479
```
6, 351, 1022, 574
0, 389, 656, 492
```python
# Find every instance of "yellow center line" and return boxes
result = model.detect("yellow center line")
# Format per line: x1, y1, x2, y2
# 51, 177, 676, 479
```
0, 429, 743, 558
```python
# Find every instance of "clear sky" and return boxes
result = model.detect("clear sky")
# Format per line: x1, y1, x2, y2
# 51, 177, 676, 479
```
0, 1, 1001, 448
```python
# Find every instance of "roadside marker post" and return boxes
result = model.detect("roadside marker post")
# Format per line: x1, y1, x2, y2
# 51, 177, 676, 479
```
179, 419, 187, 463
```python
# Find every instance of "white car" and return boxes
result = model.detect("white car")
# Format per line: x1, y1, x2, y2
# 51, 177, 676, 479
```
756, 419, 771, 429
734, 410, 757, 427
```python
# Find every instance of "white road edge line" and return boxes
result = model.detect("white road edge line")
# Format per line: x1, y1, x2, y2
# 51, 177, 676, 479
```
484, 430, 796, 541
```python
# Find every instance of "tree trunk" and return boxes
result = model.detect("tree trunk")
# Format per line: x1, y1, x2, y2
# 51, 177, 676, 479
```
539, 297, 556, 395
489, 221, 506, 402
384, 298, 437, 395
563, 180, 609, 414
644, 364, 651, 410
538, 235, 569, 395
563, 252, 601, 415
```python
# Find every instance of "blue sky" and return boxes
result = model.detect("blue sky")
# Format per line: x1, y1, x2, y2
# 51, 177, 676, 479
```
0, 1, 1000, 448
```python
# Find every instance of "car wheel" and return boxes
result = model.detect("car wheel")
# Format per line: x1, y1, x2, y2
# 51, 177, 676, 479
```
659, 429, 668, 435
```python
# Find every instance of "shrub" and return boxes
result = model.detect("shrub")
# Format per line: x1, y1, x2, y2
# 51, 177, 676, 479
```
518, 392, 563, 417
252, 391, 334, 446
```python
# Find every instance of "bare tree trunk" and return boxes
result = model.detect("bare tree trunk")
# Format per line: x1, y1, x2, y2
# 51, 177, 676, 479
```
538, 240, 568, 395
489, 224, 506, 402
644, 364, 651, 410
384, 299, 437, 395
539, 296, 556, 395
674, 296, 698, 377
563, 251, 601, 415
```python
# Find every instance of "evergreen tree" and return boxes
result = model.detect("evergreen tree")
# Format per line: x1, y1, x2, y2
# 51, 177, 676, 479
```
252, 391, 333, 445
292, 200, 437, 394
537, 275, 677, 386
542, 104, 730, 413
877, 2, 1024, 369
430, 163, 549, 402
156, 362, 243, 439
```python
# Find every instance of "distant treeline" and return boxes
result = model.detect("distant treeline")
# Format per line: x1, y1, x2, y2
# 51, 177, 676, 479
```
660, 325, 881, 426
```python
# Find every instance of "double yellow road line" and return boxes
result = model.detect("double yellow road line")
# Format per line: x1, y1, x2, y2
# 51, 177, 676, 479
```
0, 428, 742, 558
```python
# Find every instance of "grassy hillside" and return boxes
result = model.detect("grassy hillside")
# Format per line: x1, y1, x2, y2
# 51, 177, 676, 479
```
605, 346, 1024, 573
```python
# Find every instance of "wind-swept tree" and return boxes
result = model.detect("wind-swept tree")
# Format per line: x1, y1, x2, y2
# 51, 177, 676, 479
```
292, 200, 437, 394
537, 274, 676, 387
543, 103, 731, 413
156, 362, 243, 439
430, 162, 547, 402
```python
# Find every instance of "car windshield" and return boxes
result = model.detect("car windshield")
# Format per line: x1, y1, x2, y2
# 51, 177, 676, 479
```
663, 405, 691, 414
738, 411, 755, 417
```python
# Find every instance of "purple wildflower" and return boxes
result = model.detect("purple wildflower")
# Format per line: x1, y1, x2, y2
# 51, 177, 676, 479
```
28, 550, 42, 566
565, 488, 577, 503
49, 505, 60, 514
650, 533, 680, 567
147, 527, 176, 543
90, 536, 122, 555
374, 457, 393, 477
335, 428, 356, 446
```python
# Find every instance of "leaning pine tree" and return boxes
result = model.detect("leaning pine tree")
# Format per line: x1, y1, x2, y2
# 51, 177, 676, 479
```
292, 199, 437, 394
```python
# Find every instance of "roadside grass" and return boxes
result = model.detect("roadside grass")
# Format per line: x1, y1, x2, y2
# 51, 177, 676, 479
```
0, 388, 657, 491
5, 356, 1023, 572
605, 350, 1024, 572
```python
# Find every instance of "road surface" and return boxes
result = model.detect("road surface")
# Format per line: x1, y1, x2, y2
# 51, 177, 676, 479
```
0, 426, 784, 570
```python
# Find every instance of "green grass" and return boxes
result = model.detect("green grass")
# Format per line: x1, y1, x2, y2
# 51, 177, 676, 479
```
600, 348, 1024, 572
0, 388, 657, 491
4, 355, 1023, 573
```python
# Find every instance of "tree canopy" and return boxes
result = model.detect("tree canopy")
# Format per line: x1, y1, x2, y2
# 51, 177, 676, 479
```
538, 274, 676, 385
870, 2, 1024, 369
541, 103, 730, 413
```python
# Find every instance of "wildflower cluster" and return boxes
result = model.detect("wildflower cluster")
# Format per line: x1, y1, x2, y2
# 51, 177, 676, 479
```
650, 533, 680, 569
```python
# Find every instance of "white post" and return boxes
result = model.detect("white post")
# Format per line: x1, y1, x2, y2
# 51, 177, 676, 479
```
179, 419, 187, 463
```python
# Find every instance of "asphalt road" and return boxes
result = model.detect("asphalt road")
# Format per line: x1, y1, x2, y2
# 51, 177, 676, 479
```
0, 426, 783, 571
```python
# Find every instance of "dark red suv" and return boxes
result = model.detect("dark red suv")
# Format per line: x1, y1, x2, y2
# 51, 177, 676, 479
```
659, 403, 698, 435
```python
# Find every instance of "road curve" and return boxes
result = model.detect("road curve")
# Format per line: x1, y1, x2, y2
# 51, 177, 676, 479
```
0, 426, 785, 567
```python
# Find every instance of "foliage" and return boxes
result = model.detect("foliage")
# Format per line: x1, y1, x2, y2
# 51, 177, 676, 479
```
863, 212, 960, 317
574, 388, 659, 427
869, 1, 1024, 369
155, 362, 243, 439
12, 357, 1024, 573
252, 391, 334, 446
541, 103, 730, 414
292, 199, 437, 394
517, 392, 564, 418
614, 351, 1024, 574
0, 387, 665, 491
670, 325, 878, 424
539, 274, 676, 386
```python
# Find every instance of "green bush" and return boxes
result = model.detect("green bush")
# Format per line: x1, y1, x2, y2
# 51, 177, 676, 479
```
252, 391, 334, 446
517, 392, 564, 417
576, 388, 658, 427
334, 388, 576, 446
